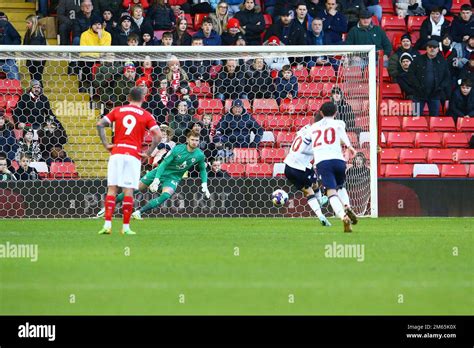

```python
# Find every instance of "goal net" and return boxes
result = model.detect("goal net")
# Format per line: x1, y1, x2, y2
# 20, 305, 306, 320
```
0, 45, 377, 218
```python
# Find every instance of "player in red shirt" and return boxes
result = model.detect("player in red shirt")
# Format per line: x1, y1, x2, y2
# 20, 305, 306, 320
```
96, 87, 162, 235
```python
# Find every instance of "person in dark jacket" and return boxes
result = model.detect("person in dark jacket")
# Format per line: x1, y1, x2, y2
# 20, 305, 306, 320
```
450, 4, 474, 44
215, 99, 264, 148
345, 151, 370, 215
13, 80, 65, 131
415, 7, 451, 49
148, 0, 175, 30
183, 38, 214, 85
0, 113, 18, 161
140, 22, 158, 45
207, 158, 230, 178
330, 86, 358, 132
439, 34, 460, 86
338, 0, 365, 30
112, 14, 140, 45
274, 65, 298, 104
294, 2, 313, 32
37, 116, 68, 163
168, 80, 199, 114
14, 154, 40, 181
421, 0, 451, 15
169, 101, 197, 143
193, 17, 222, 46
221, 18, 245, 45
408, 40, 451, 116
102, 8, 118, 33
388, 33, 420, 80
244, 58, 273, 100
142, 76, 171, 124
396, 53, 417, 99
171, 17, 193, 46
448, 79, 474, 121
273, 0, 300, 18
0, 12, 21, 80
23, 15, 47, 86
57, 0, 82, 45
317, 0, 348, 44
458, 51, 474, 84
72, 0, 97, 45
233, 0, 266, 45
306, 0, 324, 18
264, 9, 307, 45
215, 59, 248, 101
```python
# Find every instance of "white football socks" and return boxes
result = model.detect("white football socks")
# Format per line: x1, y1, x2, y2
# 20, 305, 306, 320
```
329, 195, 345, 220
307, 196, 323, 218
337, 188, 350, 207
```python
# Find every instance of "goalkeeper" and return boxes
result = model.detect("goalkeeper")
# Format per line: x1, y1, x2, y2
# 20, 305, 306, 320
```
96, 130, 210, 219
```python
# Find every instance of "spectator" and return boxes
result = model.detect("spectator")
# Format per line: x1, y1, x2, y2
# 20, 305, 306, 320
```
127, 32, 140, 45
15, 127, 42, 162
421, 0, 451, 15
13, 80, 64, 131
293, 2, 313, 31
338, 0, 365, 31
345, 10, 392, 66
273, 65, 298, 104
183, 38, 214, 86
93, 0, 123, 19
14, 155, 40, 180
149, 0, 175, 30
395, 0, 425, 18
112, 14, 140, 45
193, 17, 222, 45
408, 40, 451, 116
364, 0, 382, 22
448, 79, 474, 121
221, 18, 244, 45
23, 15, 47, 86
0, 112, 17, 161
345, 152, 370, 215
454, 34, 474, 69
72, 0, 97, 45
458, 52, 474, 84
439, 34, 460, 85
227, 0, 243, 16
330, 86, 357, 132
57, 0, 82, 45
172, 17, 193, 45
46, 145, 74, 167
233, 0, 266, 45
317, 0, 348, 44
208, 158, 230, 178
136, 56, 158, 80
451, 4, 474, 44
169, 101, 196, 143
93, 54, 122, 110
166, 56, 189, 92
210, 1, 230, 35
37, 116, 68, 163
306, 18, 338, 68
169, 80, 198, 114
215, 99, 263, 148
0, 152, 16, 174
273, 0, 300, 19
189, 0, 214, 15
0, 156, 16, 181
264, 9, 307, 45
235, 33, 247, 45
264, 0, 277, 17
306, 0, 324, 17
264, 36, 291, 71
79, 15, 112, 91
416, 7, 451, 50
244, 58, 273, 100
201, 113, 217, 158
102, 8, 118, 33
141, 22, 159, 44
388, 33, 419, 80
159, 31, 173, 46
130, 4, 148, 31
135, 76, 152, 99
0, 12, 21, 80
215, 59, 248, 101
123, 0, 150, 12
150, 124, 176, 167
142, 76, 171, 124
101, 62, 137, 111
396, 53, 417, 99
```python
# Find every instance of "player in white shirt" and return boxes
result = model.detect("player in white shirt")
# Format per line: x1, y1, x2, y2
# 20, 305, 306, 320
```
310, 102, 358, 232
284, 124, 331, 227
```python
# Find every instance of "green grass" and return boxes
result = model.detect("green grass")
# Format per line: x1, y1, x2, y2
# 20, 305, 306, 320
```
0, 217, 472, 315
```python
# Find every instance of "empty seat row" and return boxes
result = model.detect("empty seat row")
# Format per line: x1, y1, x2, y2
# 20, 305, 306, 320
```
381, 116, 474, 132
384, 132, 470, 148
381, 148, 474, 164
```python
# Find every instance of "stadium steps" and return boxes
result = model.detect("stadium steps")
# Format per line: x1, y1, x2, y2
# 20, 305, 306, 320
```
0, 0, 36, 40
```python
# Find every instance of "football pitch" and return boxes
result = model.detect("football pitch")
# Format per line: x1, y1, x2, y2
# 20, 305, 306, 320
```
0, 217, 472, 315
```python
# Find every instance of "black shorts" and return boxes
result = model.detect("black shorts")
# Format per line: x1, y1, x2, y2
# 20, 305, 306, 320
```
284, 164, 318, 191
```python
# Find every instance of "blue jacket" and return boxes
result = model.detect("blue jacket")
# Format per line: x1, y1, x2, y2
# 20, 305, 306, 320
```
216, 110, 264, 147
317, 9, 348, 44
306, 29, 330, 45
0, 126, 18, 161
274, 76, 298, 102
193, 29, 222, 46
0, 20, 21, 45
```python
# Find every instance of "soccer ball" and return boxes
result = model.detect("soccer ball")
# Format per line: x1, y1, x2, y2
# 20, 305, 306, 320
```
272, 189, 289, 207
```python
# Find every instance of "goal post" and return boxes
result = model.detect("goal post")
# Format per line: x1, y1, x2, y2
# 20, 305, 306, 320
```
0, 44, 378, 218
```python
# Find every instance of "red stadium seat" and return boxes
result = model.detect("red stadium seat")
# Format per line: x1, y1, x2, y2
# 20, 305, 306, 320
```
291, 67, 309, 81
385, 31, 405, 48
153, 30, 167, 40
456, 117, 474, 131
49, 163, 79, 179
401, 116, 428, 131
245, 163, 273, 177
382, 83, 403, 98
298, 82, 319, 97
382, 67, 391, 82
253, 98, 279, 113
224, 98, 250, 112
407, 16, 426, 32
386, 132, 415, 148
279, 98, 307, 114
442, 132, 469, 148
414, 132, 442, 148
429, 117, 456, 132
232, 148, 259, 164
0, 94, 20, 112
380, 148, 400, 164
399, 148, 427, 163
252, 113, 267, 128
391, 32, 403, 51
263, 14, 272, 28
340, 66, 363, 80
0, 79, 22, 95
451, 0, 471, 13
221, 163, 245, 177
197, 99, 223, 114
469, 164, 474, 178
440, 164, 468, 177
305, 98, 327, 112
456, 149, 474, 163
380, 0, 394, 13
209, 64, 222, 79
385, 164, 413, 177
293, 116, 313, 130
381, 116, 401, 131
266, 114, 293, 130
193, 13, 209, 31
380, 99, 414, 116
427, 148, 455, 164
189, 82, 212, 98
381, 15, 407, 31
379, 164, 386, 177
275, 131, 296, 147
309, 66, 336, 82
260, 148, 287, 163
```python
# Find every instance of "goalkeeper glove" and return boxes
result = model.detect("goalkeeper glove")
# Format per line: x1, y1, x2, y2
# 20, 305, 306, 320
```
149, 178, 161, 193
201, 183, 210, 199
